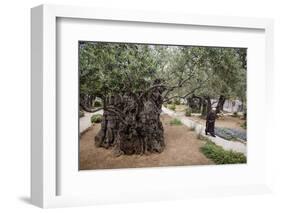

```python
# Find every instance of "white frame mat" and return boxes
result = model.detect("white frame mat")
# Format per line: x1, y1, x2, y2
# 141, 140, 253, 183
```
31, 4, 274, 208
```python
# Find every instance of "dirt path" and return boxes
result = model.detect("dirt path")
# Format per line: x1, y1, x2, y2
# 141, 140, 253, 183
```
79, 114, 213, 170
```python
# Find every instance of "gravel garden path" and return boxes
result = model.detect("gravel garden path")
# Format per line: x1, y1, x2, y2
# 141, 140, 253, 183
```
162, 107, 247, 156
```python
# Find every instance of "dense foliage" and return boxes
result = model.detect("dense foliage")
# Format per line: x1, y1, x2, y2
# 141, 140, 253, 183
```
79, 42, 246, 115
79, 42, 159, 99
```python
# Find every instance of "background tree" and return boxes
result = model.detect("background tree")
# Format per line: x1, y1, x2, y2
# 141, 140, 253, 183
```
170, 47, 247, 116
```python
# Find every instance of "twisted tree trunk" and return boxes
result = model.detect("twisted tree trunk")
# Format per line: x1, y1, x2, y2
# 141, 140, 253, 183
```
94, 81, 165, 156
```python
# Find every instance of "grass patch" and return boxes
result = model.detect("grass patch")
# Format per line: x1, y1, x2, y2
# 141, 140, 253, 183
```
200, 139, 246, 164
169, 118, 182, 126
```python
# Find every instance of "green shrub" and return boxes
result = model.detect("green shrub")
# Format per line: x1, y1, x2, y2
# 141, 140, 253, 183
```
200, 141, 246, 164
185, 108, 192, 117
91, 114, 103, 123
94, 101, 102, 107
168, 104, 176, 111
169, 118, 182, 125
232, 112, 238, 117
79, 111, 85, 118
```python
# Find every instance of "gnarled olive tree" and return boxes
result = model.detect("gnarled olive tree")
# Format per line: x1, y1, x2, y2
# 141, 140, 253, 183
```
79, 43, 205, 155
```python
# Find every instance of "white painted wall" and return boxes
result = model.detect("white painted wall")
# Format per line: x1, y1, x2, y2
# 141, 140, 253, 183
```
223, 99, 243, 113
0, 0, 281, 212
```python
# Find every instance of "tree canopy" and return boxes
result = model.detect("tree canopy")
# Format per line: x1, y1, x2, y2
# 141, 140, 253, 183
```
79, 42, 159, 98
79, 41, 247, 108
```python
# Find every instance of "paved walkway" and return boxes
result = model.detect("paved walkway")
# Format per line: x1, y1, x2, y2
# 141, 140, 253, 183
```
162, 107, 247, 156
79, 110, 103, 133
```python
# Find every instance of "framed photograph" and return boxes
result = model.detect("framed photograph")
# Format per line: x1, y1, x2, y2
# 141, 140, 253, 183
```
31, 4, 274, 208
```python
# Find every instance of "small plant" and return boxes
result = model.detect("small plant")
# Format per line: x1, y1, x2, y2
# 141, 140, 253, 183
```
200, 140, 246, 164
91, 114, 103, 123
168, 104, 176, 111
232, 111, 238, 117
185, 108, 192, 117
79, 111, 85, 118
241, 121, 247, 129
169, 118, 182, 125
94, 101, 102, 107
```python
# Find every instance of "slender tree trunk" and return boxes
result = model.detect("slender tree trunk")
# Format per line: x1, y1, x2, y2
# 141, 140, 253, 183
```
193, 95, 202, 113
201, 96, 211, 117
216, 95, 226, 113
186, 96, 195, 110
207, 97, 212, 114
198, 97, 202, 112
201, 100, 207, 117
89, 95, 95, 107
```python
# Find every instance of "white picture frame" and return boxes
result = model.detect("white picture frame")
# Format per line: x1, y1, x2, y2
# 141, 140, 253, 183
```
31, 4, 274, 208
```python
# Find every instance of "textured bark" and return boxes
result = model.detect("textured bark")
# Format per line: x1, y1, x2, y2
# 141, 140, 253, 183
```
80, 94, 95, 109
94, 81, 165, 156
201, 96, 211, 117
187, 95, 202, 113
216, 95, 226, 113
